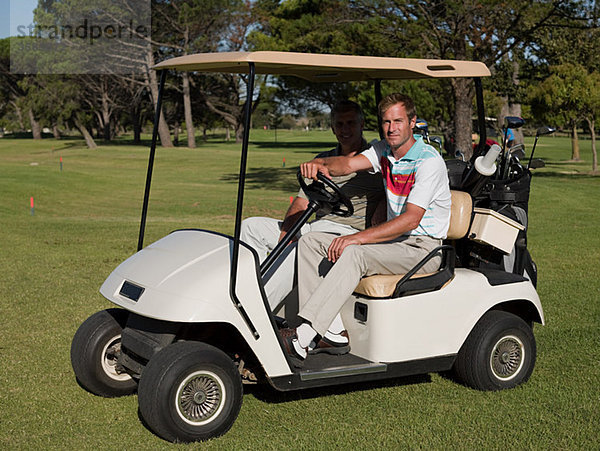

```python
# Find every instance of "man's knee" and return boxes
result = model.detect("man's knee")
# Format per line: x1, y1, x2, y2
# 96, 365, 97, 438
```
298, 231, 332, 255
241, 217, 275, 239
337, 244, 367, 273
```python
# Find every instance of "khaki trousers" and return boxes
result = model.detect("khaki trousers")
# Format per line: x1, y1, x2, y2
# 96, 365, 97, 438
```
297, 232, 442, 335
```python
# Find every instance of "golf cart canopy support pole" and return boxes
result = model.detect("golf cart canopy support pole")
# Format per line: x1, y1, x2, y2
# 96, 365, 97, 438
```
472, 77, 487, 160
230, 62, 260, 340
375, 79, 383, 139
138, 69, 167, 251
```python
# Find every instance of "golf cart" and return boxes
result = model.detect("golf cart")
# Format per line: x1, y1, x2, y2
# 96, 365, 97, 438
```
70, 52, 545, 443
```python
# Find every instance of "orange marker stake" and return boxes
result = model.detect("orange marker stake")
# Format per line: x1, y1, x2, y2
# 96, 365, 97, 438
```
30, 197, 35, 216
282, 157, 286, 168
289, 196, 294, 204
60, 156, 63, 172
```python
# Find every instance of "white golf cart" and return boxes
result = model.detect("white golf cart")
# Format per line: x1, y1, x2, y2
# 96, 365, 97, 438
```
70, 52, 544, 443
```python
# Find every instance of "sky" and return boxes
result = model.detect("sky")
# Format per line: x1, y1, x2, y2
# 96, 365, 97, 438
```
0, 0, 38, 39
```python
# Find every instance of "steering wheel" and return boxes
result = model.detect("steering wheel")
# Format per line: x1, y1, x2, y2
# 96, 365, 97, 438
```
297, 171, 354, 217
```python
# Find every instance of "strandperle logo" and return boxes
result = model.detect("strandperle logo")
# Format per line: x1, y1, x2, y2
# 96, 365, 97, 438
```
16, 19, 150, 45
9, 0, 151, 74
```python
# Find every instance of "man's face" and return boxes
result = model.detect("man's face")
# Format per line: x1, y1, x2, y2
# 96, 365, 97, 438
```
331, 110, 364, 151
381, 102, 416, 152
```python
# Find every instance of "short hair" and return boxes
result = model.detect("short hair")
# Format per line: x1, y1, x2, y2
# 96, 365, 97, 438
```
378, 93, 417, 120
330, 100, 364, 123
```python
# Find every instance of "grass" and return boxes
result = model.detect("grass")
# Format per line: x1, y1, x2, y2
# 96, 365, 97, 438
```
0, 130, 599, 449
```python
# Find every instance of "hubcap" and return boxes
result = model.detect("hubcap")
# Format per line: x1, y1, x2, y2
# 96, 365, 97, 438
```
176, 371, 225, 425
490, 335, 525, 381
101, 335, 131, 382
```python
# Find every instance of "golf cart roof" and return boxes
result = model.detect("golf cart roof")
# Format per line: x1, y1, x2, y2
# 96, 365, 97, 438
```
153, 51, 490, 81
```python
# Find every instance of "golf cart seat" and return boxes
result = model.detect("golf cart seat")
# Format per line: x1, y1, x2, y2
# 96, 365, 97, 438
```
353, 190, 472, 298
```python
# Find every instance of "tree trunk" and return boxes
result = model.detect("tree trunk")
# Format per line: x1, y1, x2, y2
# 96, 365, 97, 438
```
132, 107, 142, 144
452, 78, 474, 160
571, 122, 580, 161
146, 51, 173, 148
586, 117, 597, 173
182, 71, 196, 148
11, 101, 25, 130
28, 109, 42, 140
235, 124, 244, 143
173, 122, 180, 146
101, 90, 112, 141
74, 118, 97, 149
52, 125, 61, 139
226, 127, 231, 141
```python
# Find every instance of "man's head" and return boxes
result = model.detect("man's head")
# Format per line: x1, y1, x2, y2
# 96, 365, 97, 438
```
378, 93, 417, 121
378, 93, 417, 154
330, 100, 365, 154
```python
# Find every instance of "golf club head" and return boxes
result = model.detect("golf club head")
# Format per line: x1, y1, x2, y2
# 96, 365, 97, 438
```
504, 116, 525, 129
509, 144, 525, 160
529, 158, 546, 169
536, 126, 556, 137
430, 136, 442, 148
415, 119, 428, 132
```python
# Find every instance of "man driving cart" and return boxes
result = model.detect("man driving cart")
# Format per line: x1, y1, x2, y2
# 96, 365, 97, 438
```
280, 93, 451, 362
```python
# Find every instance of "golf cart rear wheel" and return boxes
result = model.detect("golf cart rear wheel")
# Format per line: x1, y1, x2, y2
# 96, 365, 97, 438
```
70, 308, 137, 397
137, 341, 242, 443
453, 310, 536, 391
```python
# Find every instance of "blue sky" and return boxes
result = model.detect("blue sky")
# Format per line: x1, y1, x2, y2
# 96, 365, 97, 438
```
1, 0, 38, 39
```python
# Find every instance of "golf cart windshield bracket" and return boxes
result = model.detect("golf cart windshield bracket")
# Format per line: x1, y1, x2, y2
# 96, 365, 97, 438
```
138, 69, 167, 251
229, 62, 260, 340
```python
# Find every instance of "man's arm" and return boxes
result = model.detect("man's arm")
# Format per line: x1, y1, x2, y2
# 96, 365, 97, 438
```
326, 203, 426, 262
300, 154, 372, 180
278, 196, 309, 242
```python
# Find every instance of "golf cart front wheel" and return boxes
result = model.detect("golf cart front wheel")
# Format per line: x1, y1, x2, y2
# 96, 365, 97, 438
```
137, 341, 243, 443
453, 310, 536, 391
70, 308, 137, 397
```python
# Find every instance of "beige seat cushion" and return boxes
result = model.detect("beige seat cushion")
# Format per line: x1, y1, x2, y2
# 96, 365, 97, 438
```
447, 190, 473, 240
354, 273, 432, 298
353, 190, 471, 298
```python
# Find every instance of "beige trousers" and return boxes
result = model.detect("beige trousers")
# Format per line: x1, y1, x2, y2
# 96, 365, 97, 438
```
297, 232, 442, 335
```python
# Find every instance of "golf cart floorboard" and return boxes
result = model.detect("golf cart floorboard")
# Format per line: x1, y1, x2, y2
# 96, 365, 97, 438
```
269, 353, 456, 391
301, 352, 376, 371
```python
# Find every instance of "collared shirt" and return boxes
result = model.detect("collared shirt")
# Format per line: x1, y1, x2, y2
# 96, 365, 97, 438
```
298, 139, 384, 230
361, 135, 451, 239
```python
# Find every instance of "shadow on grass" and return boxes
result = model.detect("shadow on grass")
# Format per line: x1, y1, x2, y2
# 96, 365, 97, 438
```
251, 140, 335, 150
244, 373, 432, 404
220, 166, 299, 192
532, 171, 599, 179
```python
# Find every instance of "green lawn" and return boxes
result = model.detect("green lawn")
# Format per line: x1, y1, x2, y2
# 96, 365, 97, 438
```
0, 131, 598, 449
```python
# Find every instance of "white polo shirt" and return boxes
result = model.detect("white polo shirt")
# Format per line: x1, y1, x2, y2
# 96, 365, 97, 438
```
361, 136, 451, 239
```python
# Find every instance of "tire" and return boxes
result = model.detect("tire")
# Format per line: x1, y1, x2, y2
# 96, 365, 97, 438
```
137, 341, 243, 443
453, 310, 536, 391
70, 308, 137, 397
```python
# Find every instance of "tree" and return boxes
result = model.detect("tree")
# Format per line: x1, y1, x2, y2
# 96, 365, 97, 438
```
0, 38, 46, 139
30, 0, 174, 147
529, 63, 588, 161
152, 0, 250, 148
19, 75, 98, 148
250, 0, 589, 159
526, 11, 600, 160
577, 71, 600, 173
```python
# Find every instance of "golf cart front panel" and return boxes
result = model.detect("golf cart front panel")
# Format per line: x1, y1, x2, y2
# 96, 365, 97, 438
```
100, 229, 292, 377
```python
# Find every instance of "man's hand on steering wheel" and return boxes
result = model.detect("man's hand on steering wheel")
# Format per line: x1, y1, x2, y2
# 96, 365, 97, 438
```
296, 170, 354, 218
300, 161, 331, 180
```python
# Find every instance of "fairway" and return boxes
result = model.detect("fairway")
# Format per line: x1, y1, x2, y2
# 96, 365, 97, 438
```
1, 130, 599, 449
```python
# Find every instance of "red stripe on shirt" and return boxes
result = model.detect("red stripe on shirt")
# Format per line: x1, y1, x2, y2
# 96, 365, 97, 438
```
381, 156, 415, 197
